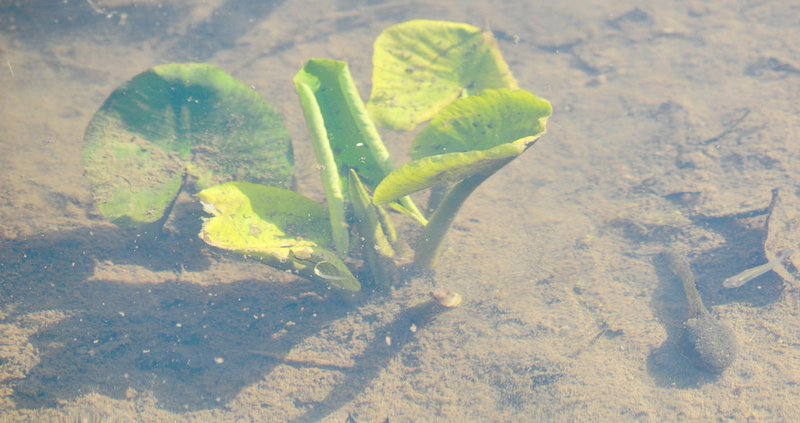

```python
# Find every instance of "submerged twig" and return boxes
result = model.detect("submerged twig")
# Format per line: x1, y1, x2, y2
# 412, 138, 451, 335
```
85, 0, 105, 14
723, 249, 794, 288
700, 108, 750, 145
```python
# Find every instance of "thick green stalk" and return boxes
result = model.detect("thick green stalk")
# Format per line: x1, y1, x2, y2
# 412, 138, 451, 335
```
348, 169, 396, 286
414, 172, 489, 270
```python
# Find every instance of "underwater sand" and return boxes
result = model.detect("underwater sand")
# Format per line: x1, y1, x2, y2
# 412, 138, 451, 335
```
1, 0, 800, 421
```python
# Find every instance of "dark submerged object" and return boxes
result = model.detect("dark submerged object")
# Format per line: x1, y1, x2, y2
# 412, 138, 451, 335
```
665, 251, 738, 373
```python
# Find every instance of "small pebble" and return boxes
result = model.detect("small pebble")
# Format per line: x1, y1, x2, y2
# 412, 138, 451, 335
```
431, 288, 462, 308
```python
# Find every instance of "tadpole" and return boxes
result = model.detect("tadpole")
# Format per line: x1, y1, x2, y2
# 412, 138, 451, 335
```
665, 251, 738, 373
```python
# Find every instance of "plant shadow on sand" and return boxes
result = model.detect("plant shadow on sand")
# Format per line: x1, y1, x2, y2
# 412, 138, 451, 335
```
0, 205, 445, 415
646, 209, 784, 388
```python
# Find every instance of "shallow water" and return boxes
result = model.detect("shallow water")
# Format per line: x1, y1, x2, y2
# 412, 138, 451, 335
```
2, 0, 800, 421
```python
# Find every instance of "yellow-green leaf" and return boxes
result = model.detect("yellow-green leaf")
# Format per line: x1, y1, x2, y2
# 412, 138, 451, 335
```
373, 89, 551, 205
198, 182, 360, 291
412, 89, 551, 159
368, 20, 517, 131
373, 143, 523, 205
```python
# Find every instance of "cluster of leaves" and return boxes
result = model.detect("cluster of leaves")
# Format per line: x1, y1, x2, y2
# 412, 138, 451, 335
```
83, 20, 552, 294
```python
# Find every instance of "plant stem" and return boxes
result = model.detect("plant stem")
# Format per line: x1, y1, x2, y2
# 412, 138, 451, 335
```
348, 169, 397, 286
414, 172, 489, 271
426, 183, 448, 215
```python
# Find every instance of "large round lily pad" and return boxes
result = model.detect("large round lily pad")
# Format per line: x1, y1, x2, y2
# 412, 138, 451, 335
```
83, 63, 293, 226
368, 20, 517, 131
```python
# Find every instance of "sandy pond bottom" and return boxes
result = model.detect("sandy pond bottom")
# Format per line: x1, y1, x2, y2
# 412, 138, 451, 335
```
2, 0, 800, 421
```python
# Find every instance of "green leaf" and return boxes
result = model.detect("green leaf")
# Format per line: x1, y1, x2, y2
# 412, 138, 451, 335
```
198, 182, 360, 291
373, 89, 551, 205
412, 88, 552, 158
293, 59, 426, 246
83, 63, 293, 226
368, 20, 517, 131
295, 59, 392, 189
373, 145, 520, 205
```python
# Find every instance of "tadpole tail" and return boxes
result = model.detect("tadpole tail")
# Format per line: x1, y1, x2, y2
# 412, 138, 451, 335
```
664, 251, 706, 317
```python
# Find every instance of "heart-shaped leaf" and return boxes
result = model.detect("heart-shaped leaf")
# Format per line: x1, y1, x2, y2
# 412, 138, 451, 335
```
368, 20, 517, 131
373, 89, 551, 205
83, 63, 293, 226
198, 182, 360, 291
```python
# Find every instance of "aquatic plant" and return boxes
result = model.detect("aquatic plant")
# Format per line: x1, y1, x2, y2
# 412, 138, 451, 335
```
83, 20, 552, 295
83, 63, 293, 226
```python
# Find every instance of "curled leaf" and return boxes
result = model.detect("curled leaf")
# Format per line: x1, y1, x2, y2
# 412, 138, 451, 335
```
293, 59, 425, 245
